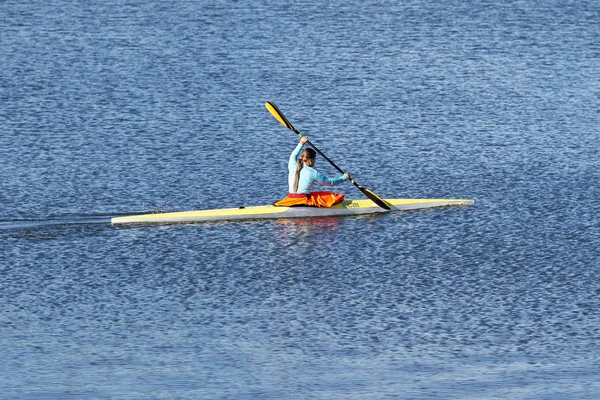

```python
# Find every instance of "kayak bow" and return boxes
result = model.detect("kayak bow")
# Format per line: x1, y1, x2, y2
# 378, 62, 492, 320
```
111, 198, 474, 225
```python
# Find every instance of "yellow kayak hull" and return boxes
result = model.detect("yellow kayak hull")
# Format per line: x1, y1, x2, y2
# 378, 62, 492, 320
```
111, 198, 474, 225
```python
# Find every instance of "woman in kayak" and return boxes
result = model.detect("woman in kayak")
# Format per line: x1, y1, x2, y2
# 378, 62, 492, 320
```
274, 136, 350, 207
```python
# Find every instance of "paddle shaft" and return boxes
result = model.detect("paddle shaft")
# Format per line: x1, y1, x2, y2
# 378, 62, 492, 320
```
295, 135, 350, 183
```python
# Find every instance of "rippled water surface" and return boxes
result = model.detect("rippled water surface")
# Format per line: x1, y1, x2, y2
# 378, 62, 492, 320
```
1, 0, 599, 399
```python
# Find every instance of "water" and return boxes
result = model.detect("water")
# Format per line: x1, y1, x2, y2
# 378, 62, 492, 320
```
1, 0, 599, 398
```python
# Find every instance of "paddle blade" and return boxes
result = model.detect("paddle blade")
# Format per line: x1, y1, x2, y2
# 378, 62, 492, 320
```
265, 101, 301, 136
356, 184, 391, 210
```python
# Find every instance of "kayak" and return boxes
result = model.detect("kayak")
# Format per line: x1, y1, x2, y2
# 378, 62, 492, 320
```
111, 198, 474, 225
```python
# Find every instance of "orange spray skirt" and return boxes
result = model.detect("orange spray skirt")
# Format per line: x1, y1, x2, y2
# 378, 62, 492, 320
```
273, 192, 345, 208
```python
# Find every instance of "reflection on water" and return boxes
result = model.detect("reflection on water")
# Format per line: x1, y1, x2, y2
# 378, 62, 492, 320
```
275, 216, 343, 234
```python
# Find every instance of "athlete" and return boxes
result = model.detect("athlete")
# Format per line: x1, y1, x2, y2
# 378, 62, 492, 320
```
274, 136, 350, 207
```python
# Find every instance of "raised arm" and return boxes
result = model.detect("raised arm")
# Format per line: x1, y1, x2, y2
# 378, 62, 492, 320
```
288, 136, 309, 169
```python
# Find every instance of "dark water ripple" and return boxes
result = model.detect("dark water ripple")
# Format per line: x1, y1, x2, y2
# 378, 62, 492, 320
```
1, 0, 599, 399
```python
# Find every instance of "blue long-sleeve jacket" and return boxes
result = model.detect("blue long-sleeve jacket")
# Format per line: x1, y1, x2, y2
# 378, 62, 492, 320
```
287, 143, 346, 194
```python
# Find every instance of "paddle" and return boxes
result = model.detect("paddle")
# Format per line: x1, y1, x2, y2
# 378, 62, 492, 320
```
265, 101, 391, 210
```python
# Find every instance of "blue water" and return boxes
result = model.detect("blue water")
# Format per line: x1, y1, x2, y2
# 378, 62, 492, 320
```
1, 0, 599, 399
